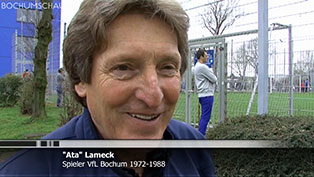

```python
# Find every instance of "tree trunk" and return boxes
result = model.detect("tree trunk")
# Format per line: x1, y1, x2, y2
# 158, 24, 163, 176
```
31, 0, 53, 120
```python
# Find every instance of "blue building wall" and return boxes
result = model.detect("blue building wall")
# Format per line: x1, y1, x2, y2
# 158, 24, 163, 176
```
0, 3, 19, 77
0, 0, 61, 77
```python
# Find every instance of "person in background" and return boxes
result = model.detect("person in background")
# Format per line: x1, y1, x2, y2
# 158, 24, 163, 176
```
194, 49, 217, 136
56, 68, 65, 107
22, 69, 30, 79
301, 81, 305, 93
0, 1, 216, 176
305, 79, 309, 92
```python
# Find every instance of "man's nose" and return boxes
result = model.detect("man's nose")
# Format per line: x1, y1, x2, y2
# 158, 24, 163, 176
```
135, 67, 164, 108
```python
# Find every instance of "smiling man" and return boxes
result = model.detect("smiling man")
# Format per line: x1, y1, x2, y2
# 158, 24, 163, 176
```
74, 12, 182, 139
0, 0, 215, 176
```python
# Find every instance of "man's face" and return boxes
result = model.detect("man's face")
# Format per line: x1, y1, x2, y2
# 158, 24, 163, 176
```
75, 13, 182, 139
203, 52, 208, 63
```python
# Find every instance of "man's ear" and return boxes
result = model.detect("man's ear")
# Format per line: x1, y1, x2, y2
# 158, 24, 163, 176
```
74, 82, 87, 97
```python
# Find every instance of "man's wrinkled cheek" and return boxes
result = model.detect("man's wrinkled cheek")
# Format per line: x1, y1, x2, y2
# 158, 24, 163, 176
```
165, 78, 181, 105
102, 81, 133, 107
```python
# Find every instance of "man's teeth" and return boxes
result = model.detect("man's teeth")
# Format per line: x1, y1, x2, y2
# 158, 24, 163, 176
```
129, 113, 159, 120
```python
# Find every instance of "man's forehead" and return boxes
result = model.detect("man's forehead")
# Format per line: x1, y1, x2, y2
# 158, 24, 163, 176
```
99, 41, 180, 61
106, 13, 177, 42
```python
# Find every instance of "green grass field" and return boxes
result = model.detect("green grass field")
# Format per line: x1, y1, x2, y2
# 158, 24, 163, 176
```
0, 103, 61, 139
0, 92, 313, 139
173, 92, 314, 123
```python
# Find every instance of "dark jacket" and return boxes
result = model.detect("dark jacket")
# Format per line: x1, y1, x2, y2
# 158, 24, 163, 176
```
0, 109, 216, 177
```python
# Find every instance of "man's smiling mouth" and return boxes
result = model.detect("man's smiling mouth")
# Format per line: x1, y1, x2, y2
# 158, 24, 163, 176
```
127, 113, 160, 121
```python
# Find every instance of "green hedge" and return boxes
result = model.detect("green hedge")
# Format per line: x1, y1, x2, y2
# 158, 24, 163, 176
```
207, 115, 314, 147
207, 115, 314, 176
211, 149, 314, 176
0, 74, 22, 107
19, 76, 33, 114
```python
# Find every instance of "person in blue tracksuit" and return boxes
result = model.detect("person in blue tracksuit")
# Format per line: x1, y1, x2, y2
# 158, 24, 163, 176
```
1, 0, 216, 176
305, 79, 309, 92
194, 49, 217, 135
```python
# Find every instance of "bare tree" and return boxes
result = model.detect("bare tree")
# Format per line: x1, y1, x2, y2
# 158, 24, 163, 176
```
294, 50, 314, 76
246, 38, 259, 91
200, 0, 243, 73
31, 0, 53, 120
293, 50, 314, 87
233, 42, 247, 79
232, 42, 248, 90
247, 38, 258, 76
232, 38, 258, 91
201, 0, 242, 36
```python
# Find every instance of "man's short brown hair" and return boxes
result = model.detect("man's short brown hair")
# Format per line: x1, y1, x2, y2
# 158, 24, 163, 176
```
196, 48, 206, 60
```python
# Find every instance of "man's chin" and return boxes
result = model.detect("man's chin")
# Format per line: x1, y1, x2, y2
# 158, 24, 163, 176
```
119, 133, 164, 140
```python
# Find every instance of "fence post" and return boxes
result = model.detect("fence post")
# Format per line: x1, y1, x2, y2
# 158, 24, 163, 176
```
258, 0, 269, 115
185, 48, 192, 124
218, 42, 226, 123
288, 25, 294, 116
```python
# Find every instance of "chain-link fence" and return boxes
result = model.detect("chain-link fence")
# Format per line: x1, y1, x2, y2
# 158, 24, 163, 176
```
173, 28, 314, 127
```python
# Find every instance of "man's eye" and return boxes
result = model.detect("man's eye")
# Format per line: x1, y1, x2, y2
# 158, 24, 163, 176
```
111, 64, 136, 80
163, 65, 175, 70
116, 65, 130, 71
159, 64, 178, 76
